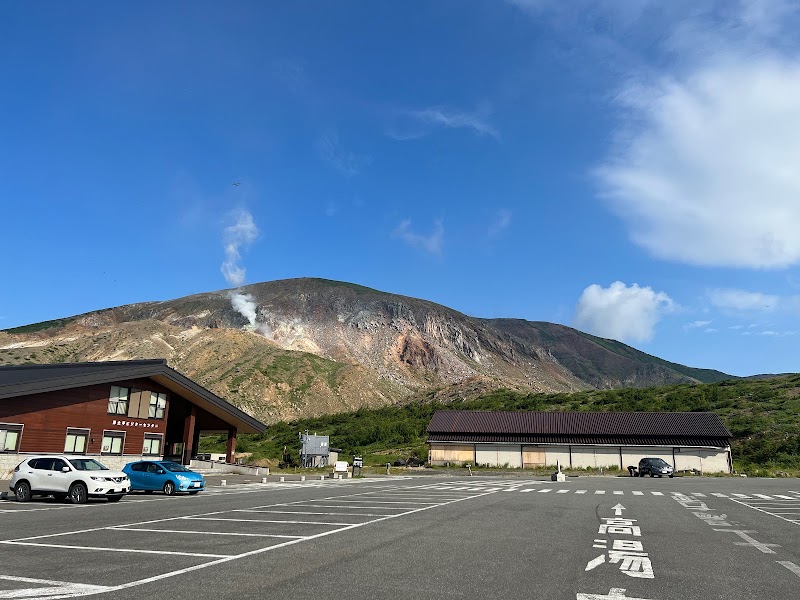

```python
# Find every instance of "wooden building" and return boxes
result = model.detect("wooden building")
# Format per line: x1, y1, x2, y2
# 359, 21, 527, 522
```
0, 360, 266, 475
426, 410, 733, 473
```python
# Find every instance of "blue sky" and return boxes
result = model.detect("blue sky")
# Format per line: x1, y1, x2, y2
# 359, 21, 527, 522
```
2, 1, 800, 377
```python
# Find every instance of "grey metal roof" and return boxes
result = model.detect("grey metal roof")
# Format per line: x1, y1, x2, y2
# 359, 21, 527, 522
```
0, 360, 266, 433
427, 410, 731, 440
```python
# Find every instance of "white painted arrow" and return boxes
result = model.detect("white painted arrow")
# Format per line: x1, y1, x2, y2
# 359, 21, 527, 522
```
611, 503, 626, 516
577, 588, 657, 600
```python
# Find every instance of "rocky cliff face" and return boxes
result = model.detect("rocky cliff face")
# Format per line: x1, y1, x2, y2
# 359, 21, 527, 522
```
0, 278, 730, 422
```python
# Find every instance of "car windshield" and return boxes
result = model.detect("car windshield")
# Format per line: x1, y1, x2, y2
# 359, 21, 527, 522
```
68, 458, 109, 471
649, 459, 670, 467
162, 462, 190, 472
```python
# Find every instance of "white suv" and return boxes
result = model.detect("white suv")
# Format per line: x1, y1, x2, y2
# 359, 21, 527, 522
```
10, 455, 130, 503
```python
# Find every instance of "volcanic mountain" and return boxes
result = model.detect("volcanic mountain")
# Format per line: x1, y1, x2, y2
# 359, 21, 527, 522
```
0, 278, 730, 422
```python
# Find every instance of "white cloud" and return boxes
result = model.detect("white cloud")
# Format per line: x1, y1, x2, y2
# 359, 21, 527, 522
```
393, 219, 444, 255
315, 131, 372, 177
387, 106, 499, 141
707, 288, 779, 312
597, 57, 800, 269
582, 0, 800, 270
704, 328, 718, 333
488, 209, 512, 238
685, 320, 712, 330
221, 209, 259, 287
573, 281, 674, 343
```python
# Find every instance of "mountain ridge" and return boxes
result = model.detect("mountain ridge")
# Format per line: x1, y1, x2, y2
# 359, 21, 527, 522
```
0, 277, 732, 422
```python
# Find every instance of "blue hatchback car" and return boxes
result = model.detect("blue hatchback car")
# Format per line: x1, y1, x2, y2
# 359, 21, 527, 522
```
123, 460, 205, 495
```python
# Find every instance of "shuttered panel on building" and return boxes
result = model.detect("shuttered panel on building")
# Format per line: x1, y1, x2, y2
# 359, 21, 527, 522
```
522, 445, 545, 468
429, 444, 473, 464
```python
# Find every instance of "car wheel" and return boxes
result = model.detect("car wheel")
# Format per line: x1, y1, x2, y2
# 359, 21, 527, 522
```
14, 481, 31, 502
69, 482, 88, 504
107, 496, 123, 503
668, 474, 674, 478
52, 493, 67, 502
163, 481, 176, 496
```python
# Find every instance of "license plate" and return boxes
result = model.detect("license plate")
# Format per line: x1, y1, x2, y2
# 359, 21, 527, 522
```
192, 482, 201, 487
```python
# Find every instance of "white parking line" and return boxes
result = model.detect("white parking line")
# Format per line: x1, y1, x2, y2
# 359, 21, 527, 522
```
0, 541, 231, 559
576, 490, 587, 494
0, 575, 113, 599
538, 489, 552, 493
632, 491, 644, 496
110, 527, 306, 539
778, 561, 800, 578
651, 491, 663, 496
613, 491, 623, 495
557, 489, 570, 494
594, 490, 605, 495
186, 517, 354, 526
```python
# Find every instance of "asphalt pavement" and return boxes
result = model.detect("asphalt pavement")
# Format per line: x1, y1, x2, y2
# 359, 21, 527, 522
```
1, 474, 798, 599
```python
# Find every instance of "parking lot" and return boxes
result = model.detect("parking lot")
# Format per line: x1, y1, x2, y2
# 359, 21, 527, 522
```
1, 475, 799, 599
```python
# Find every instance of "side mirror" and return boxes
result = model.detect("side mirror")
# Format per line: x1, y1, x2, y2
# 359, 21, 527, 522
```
61, 466, 70, 473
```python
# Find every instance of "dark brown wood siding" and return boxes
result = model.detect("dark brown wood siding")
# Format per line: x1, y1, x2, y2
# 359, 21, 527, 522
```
0, 379, 171, 455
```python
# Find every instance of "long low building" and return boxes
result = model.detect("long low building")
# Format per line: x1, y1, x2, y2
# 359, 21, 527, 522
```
426, 410, 733, 473
0, 360, 267, 477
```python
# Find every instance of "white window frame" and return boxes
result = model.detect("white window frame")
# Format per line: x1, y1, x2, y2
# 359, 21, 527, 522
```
101, 430, 126, 456
64, 428, 91, 454
142, 433, 163, 456
0, 422, 23, 452
107, 386, 130, 415
148, 392, 167, 419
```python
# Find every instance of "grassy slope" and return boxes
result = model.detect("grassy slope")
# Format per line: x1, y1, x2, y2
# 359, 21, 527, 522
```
200, 374, 800, 474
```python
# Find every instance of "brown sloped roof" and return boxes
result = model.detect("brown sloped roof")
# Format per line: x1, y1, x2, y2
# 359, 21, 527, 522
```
0, 360, 266, 434
427, 410, 731, 440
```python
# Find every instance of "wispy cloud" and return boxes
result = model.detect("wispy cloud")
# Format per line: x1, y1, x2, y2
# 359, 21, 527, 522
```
573, 281, 674, 343
221, 209, 259, 287
707, 288, 779, 312
393, 219, 445, 255
684, 320, 712, 331
488, 209, 512, 238
387, 106, 499, 141
315, 130, 372, 177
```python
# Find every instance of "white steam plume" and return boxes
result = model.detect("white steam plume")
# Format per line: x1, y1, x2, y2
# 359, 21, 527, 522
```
230, 292, 258, 328
221, 210, 259, 287
220, 209, 262, 329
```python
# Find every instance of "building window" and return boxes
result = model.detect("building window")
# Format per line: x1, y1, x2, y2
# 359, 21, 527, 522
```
64, 428, 90, 454
108, 386, 130, 415
0, 423, 23, 452
101, 430, 126, 455
148, 392, 167, 419
143, 434, 163, 456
